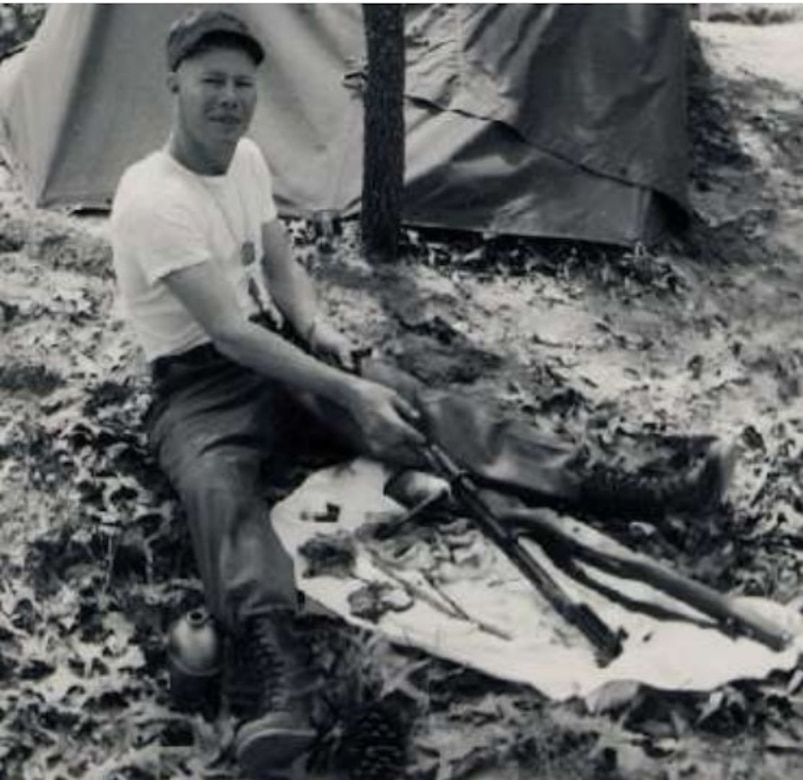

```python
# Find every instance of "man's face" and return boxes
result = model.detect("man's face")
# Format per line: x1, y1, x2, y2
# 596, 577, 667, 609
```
171, 45, 258, 168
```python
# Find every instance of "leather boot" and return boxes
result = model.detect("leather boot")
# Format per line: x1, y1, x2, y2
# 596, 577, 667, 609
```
576, 440, 736, 519
233, 615, 316, 776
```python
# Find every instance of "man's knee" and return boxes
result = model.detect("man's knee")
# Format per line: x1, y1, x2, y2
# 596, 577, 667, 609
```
175, 448, 260, 504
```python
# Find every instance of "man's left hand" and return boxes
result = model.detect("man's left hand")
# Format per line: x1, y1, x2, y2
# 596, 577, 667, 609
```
309, 318, 357, 371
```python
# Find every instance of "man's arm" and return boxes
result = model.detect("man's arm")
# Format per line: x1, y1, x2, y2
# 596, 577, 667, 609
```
261, 219, 317, 341
164, 260, 345, 398
162, 259, 425, 457
260, 220, 354, 366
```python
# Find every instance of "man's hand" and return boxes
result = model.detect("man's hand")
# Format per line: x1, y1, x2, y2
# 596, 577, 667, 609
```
309, 318, 357, 371
344, 378, 426, 462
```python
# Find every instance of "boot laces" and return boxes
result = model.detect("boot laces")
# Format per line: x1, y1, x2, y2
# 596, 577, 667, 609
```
249, 621, 288, 712
587, 463, 690, 510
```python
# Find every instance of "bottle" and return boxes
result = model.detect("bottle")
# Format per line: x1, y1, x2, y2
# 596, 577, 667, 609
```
167, 607, 222, 717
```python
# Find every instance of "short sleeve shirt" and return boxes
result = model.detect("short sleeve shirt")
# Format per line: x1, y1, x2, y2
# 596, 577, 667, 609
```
110, 137, 278, 361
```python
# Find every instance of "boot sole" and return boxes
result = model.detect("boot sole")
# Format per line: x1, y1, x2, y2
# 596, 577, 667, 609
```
236, 722, 316, 775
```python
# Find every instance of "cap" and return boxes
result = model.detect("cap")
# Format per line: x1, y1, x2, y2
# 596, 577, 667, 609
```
166, 9, 265, 71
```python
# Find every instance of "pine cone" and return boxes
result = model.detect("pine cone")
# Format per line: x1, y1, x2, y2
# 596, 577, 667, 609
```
338, 701, 407, 780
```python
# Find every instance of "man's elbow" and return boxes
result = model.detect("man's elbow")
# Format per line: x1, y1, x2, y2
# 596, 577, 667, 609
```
207, 318, 252, 361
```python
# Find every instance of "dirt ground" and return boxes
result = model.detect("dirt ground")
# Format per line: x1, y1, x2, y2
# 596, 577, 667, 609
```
2, 16, 803, 780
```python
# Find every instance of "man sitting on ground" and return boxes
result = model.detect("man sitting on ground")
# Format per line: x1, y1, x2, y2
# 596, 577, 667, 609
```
110, 9, 734, 776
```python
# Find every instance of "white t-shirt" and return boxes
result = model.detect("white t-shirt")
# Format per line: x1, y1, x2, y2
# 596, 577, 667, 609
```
111, 137, 279, 362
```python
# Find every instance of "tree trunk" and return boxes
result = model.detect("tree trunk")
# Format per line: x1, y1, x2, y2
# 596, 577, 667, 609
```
361, 4, 405, 263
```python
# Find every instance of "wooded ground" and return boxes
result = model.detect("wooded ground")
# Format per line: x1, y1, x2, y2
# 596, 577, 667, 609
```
2, 11, 803, 780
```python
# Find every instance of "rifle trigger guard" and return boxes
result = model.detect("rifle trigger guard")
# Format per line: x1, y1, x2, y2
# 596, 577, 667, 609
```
445, 469, 470, 489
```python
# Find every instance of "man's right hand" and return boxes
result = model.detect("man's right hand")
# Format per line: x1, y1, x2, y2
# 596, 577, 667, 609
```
344, 378, 426, 462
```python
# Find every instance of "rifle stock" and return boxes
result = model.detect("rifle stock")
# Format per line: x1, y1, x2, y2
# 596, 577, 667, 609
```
500, 507, 794, 653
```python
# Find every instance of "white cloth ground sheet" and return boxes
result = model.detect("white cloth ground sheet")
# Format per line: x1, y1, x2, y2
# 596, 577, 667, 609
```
272, 459, 803, 700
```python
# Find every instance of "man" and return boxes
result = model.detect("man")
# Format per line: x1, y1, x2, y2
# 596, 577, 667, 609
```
111, 9, 428, 775
111, 9, 734, 777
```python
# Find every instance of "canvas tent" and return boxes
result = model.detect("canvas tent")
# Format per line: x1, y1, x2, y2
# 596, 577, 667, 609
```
0, 3, 690, 246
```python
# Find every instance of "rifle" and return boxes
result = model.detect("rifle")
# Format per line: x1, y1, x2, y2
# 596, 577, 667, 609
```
423, 443, 624, 666
419, 442, 793, 656
498, 506, 793, 652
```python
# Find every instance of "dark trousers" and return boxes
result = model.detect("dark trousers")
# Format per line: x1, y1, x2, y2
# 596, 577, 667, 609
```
147, 345, 332, 630
147, 345, 583, 633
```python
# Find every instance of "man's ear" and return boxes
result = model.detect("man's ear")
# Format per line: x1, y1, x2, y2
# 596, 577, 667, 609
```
166, 72, 179, 94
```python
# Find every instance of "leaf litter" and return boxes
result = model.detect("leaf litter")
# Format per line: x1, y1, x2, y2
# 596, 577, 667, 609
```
3, 17, 803, 780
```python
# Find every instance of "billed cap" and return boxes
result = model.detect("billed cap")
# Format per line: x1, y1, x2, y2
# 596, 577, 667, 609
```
166, 9, 264, 71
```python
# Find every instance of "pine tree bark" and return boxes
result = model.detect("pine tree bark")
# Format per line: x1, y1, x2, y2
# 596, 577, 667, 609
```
361, 4, 405, 263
